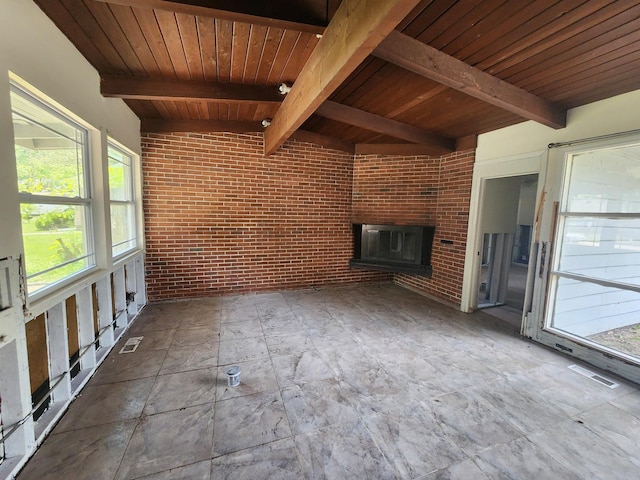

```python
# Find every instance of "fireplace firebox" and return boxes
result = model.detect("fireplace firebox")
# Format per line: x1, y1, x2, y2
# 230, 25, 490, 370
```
349, 224, 434, 277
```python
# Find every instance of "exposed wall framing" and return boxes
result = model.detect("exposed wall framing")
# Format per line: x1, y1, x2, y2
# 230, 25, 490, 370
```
0, 254, 146, 478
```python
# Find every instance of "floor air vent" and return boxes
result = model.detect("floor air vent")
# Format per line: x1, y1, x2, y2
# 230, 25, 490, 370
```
119, 336, 143, 354
568, 364, 619, 389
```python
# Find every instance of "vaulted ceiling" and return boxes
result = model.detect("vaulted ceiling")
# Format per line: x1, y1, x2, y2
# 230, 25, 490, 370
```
35, 0, 640, 155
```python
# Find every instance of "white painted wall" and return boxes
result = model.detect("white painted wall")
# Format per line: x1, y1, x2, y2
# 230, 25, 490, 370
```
516, 180, 537, 227
0, 2, 141, 476
480, 176, 521, 234
476, 89, 640, 164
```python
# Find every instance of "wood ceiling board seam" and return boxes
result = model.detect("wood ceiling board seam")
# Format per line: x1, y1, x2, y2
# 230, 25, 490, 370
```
186, 101, 201, 119
442, 0, 564, 61
426, 0, 510, 52
398, 0, 457, 39
85, 1, 147, 75
62, 0, 131, 73
155, 10, 192, 79
254, 28, 286, 84
95, 0, 327, 34
175, 100, 192, 119
563, 73, 640, 109
152, 100, 173, 119
374, 31, 566, 129
264, 0, 425, 155
537, 55, 640, 104
133, 7, 178, 78
341, 66, 447, 117
197, 17, 218, 81
244, 25, 269, 84
265, 30, 301, 85
141, 119, 263, 132
215, 19, 234, 82
207, 101, 220, 120
329, 57, 387, 104
504, 17, 640, 88
454, 0, 582, 66
33, 0, 113, 72
176, 12, 205, 80
230, 22, 251, 83
280, 34, 321, 84
478, 0, 631, 74
109, 4, 164, 76
525, 40, 640, 97
413, 0, 485, 45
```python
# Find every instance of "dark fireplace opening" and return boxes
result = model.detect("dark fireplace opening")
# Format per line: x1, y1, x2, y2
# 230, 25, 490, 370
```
349, 224, 435, 277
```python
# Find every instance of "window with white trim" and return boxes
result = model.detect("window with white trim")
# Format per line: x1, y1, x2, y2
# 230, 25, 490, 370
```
548, 142, 640, 342
11, 84, 95, 296
108, 142, 138, 258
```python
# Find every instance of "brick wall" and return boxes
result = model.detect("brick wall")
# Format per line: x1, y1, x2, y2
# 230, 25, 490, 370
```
141, 132, 387, 301
353, 150, 475, 306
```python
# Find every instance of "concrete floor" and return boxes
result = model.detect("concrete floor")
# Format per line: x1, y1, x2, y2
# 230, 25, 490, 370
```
17, 283, 640, 479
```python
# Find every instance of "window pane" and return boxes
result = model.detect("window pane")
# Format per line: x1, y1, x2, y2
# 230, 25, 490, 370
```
111, 203, 136, 257
11, 88, 87, 198
552, 276, 640, 339
566, 144, 640, 213
558, 217, 640, 287
108, 145, 132, 201
21, 204, 93, 294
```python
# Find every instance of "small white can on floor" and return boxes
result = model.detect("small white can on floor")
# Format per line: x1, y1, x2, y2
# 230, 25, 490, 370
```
225, 365, 241, 387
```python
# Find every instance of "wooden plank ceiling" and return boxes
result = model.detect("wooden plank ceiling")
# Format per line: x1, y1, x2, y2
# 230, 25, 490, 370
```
35, 0, 640, 155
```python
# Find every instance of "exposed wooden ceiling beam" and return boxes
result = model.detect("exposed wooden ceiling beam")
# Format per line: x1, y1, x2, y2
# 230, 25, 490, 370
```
355, 143, 447, 156
291, 130, 355, 154
316, 101, 454, 153
95, 0, 326, 34
263, 0, 423, 155
141, 119, 262, 133
101, 75, 283, 103
374, 30, 567, 129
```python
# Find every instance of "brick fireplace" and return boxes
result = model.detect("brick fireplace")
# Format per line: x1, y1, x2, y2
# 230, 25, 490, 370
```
142, 132, 474, 306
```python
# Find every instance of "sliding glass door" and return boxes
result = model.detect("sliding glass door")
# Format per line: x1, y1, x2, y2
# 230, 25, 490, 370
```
544, 141, 640, 368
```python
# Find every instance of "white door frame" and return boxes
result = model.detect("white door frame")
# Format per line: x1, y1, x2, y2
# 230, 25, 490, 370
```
461, 151, 547, 314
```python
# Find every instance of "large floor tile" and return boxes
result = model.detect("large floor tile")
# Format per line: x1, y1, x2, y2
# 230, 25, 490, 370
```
219, 318, 263, 341
18, 420, 137, 480
429, 389, 524, 456
295, 419, 399, 480
171, 326, 220, 348
420, 458, 490, 480
115, 404, 214, 480
215, 358, 279, 401
135, 461, 212, 480
473, 437, 582, 480
213, 391, 291, 456
271, 349, 335, 388
265, 331, 314, 357
210, 438, 303, 480
144, 368, 217, 414
528, 417, 640, 479
281, 378, 359, 435
217, 336, 269, 365
159, 342, 219, 375
90, 349, 167, 385
363, 405, 466, 478
56, 378, 154, 432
